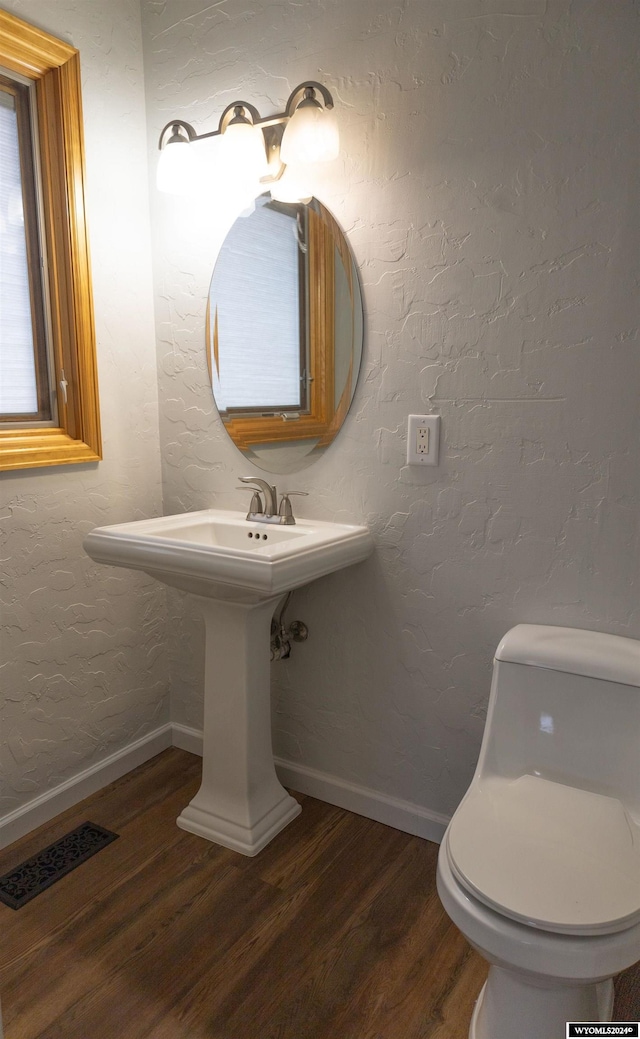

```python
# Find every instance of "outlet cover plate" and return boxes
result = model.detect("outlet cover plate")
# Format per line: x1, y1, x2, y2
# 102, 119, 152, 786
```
407, 414, 440, 466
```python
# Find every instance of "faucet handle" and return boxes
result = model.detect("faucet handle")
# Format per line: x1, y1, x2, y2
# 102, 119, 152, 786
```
236, 486, 264, 515
278, 491, 308, 524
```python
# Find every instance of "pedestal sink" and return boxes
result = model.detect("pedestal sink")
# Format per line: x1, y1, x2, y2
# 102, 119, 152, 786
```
84, 509, 373, 855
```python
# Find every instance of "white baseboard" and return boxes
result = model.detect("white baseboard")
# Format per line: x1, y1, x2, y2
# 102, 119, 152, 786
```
0, 721, 449, 850
274, 757, 449, 845
171, 722, 204, 757
171, 723, 448, 845
0, 723, 173, 850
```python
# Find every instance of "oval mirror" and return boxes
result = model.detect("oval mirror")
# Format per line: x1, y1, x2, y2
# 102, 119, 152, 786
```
206, 194, 363, 474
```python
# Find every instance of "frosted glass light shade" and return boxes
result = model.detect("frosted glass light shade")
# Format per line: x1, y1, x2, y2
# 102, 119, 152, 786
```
157, 139, 197, 194
280, 104, 339, 164
220, 121, 268, 181
269, 165, 313, 204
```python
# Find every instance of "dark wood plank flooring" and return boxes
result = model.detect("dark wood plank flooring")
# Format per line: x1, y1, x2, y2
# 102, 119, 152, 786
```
0, 749, 637, 1038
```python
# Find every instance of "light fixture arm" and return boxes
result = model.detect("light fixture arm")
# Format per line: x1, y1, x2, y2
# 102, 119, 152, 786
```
158, 83, 336, 151
158, 101, 265, 152
284, 81, 335, 117
157, 119, 198, 149
217, 100, 262, 132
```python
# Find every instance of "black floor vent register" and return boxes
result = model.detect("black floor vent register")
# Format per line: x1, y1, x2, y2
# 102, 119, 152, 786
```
0, 821, 119, 910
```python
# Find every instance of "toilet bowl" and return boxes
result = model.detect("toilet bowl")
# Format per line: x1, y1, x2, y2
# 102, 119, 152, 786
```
436, 624, 640, 1039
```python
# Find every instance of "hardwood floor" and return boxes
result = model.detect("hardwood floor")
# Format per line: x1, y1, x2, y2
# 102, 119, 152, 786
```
0, 749, 638, 1038
0, 749, 486, 1039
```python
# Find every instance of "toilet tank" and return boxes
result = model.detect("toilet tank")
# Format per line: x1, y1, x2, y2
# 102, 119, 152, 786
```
475, 625, 640, 814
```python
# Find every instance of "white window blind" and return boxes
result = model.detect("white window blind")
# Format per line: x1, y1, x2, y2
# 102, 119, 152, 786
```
211, 197, 302, 412
0, 88, 39, 416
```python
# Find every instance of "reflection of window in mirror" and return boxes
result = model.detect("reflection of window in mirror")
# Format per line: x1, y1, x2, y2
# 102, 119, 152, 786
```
211, 197, 308, 414
207, 195, 337, 450
0, 10, 101, 472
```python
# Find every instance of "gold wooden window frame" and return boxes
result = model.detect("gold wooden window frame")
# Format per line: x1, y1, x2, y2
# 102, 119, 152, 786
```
0, 10, 101, 472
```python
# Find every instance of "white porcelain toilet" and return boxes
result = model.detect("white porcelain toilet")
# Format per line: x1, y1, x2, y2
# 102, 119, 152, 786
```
436, 624, 640, 1039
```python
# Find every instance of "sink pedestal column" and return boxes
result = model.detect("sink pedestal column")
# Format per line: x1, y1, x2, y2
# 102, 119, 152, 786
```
177, 595, 301, 856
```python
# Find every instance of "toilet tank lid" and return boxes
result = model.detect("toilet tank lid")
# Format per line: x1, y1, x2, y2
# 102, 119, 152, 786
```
495, 625, 640, 687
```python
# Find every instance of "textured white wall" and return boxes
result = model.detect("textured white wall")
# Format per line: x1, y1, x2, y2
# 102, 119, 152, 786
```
5, 0, 635, 831
143, 0, 639, 818
0, 0, 166, 819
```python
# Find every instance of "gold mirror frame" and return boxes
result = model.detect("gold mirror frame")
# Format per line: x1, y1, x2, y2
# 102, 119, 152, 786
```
0, 11, 101, 472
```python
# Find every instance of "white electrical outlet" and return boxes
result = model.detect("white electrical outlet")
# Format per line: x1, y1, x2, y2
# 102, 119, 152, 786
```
407, 414, 440, 466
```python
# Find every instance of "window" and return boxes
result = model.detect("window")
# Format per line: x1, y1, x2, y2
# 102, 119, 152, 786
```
0, 10, 101, 471
0, 74, 53, 423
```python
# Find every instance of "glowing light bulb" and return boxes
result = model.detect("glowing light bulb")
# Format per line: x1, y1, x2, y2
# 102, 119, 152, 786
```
157, 135, 197, 195
220, 120, 268, 181
281, 102, 339, 165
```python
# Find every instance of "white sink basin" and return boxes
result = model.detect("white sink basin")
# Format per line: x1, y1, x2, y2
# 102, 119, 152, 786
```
84, 508, 373, 602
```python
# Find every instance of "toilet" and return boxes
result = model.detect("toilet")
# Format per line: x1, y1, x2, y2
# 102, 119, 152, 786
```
436, 624, 640, 1039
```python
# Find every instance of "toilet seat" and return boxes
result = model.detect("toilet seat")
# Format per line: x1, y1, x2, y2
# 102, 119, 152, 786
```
446, 774, 640, 936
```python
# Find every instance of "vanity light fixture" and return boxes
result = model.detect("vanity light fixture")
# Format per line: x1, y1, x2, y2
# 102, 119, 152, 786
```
156, 81, 338, 195
280, 84, 339, 164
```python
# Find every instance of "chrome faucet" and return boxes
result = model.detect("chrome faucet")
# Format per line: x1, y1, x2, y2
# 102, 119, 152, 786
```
238, 477, 307, 525
239, 477, 278, 516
